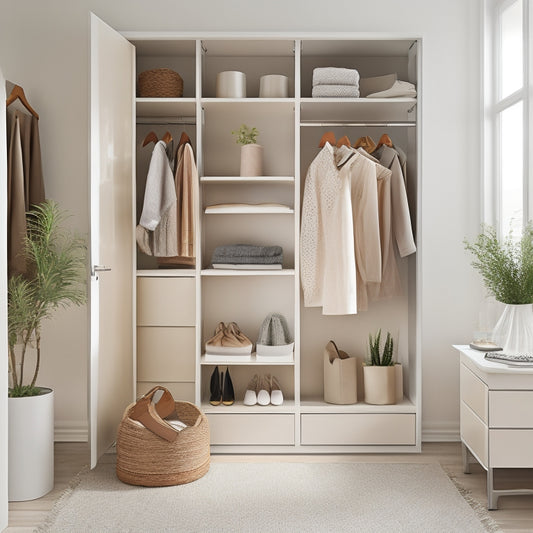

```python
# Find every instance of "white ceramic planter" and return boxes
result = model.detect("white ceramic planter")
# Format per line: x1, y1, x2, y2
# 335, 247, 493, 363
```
363, 366, 396, 405
240, 144, 263, 176
8, 388, 54, 501
216, 71, 246, 98
492, 303, 533, 355
259, 74, 289, 97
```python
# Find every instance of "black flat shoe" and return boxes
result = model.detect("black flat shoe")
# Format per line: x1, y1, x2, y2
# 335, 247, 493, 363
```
222, 367, 235, 406
209, 366, 222, 405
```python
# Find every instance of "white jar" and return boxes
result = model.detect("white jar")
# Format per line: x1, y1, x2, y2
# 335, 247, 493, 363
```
259, 74, 289, 98
216, 71, 246, 98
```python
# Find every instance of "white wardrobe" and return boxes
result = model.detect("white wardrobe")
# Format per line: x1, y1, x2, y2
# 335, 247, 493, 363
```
90, 14, 421, 461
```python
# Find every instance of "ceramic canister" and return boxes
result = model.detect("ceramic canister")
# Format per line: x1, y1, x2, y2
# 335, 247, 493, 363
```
259, 74, 289, 98
216, 71, 246, 98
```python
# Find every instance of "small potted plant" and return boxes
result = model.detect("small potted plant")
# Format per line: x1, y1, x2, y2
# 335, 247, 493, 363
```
231, 124, 262, 176
8, 200, 86, 501
363, 330, 402, 405
464, 224, 533, 355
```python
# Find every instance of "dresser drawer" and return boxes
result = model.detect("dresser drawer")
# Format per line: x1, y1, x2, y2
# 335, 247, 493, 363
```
490, 429, 533, 467
137, 277, 195, 326
300, 413, 415, 445
460, 402, 488, 467
460, 364, 488, 423
489, 391, 533, 428
207, 414, 294, 445
137, 326, 195, 381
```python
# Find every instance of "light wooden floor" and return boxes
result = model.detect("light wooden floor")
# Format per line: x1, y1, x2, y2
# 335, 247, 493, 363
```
6, 441, 533, 532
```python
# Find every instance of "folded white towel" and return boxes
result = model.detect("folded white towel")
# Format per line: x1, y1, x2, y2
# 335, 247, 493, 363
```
312, 67, 360, 87
312, 85, 360, 98
366, 80, 417, 98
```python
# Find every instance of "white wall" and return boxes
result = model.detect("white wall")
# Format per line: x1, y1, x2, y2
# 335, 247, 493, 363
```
0, 0, 482, 442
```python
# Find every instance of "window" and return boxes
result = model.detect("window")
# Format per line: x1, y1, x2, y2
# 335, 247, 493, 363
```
484, 0, 530, 236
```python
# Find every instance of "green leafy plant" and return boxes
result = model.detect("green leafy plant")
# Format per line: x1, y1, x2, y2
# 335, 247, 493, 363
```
464, 224, 533, 304
8, 200, 87, 397
367, 329, 394, 366
231, 124, 259, 145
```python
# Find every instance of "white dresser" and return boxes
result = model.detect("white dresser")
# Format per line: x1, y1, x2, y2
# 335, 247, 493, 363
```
454, 345, 533, 509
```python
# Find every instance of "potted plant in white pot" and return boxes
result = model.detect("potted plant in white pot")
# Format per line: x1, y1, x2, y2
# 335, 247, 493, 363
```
363, 330, 402, 405
231, 124, 262, 177
8, 200, 86, 501
465, 224, 533, 355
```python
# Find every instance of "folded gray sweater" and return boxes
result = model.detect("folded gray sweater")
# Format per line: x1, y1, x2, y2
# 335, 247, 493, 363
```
212, 244, 283, 264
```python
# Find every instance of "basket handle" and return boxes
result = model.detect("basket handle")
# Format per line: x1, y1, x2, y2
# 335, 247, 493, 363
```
130, 386, 178, 442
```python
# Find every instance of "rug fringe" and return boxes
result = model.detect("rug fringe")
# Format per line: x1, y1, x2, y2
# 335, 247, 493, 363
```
443, 467, 503, 533
34, 465, 90, 533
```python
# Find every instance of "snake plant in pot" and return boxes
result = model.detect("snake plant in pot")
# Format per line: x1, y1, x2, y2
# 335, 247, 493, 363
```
7, 200, 86, 501
363, 330, 402, 405
464, 224, 533, 355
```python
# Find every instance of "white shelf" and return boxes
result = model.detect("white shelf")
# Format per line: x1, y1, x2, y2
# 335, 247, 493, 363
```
136, 97, 196, 118
201, 176, 295, 184
201, 353, 294, 365
202, 97, 295, 106
201, 400, 295, 414
204, 204, 294, 214
300, 97, 416, 122
300, 398, 416, 414
201, 268, 294, 277
136, 269, 196, 277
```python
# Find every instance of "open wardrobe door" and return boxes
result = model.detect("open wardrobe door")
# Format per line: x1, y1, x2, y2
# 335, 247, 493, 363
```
0, 67, 9, 530
89, 13, 135, 468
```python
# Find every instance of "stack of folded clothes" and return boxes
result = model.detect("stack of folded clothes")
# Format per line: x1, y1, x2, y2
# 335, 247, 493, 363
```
312, 67, 360, 98
211, 244, 283, 270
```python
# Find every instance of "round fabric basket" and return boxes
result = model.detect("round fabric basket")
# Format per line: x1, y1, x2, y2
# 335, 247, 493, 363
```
138, 68, 184, 97
116, 399, 210, 486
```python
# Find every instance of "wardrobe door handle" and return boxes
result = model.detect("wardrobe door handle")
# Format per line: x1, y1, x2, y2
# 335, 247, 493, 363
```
91, 265, 111, 280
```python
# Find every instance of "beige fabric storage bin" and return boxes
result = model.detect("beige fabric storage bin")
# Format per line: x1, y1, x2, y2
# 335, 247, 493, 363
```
324, 351, 357, 404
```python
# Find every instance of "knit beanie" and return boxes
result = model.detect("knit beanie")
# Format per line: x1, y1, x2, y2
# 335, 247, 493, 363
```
257, 313, 293, 346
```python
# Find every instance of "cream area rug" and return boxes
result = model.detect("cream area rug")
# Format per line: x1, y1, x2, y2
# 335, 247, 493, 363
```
37, 462, 500, 533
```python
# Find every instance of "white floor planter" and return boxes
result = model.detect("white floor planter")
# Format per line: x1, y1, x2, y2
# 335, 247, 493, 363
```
8, 388, 54, 501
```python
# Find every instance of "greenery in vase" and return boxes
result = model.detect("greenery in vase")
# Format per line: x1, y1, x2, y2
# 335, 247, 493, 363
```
8, 200, 87, 397
464, 224, 533, 305
231, 124, 259, 145
367, 329, 394, 366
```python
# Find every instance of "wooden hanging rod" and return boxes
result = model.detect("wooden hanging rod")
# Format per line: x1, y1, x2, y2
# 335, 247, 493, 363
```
136, 116, 196, 125
300, 121, 416, 127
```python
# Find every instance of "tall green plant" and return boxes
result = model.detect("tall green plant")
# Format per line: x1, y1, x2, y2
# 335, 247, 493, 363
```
368, 329, 394, 366
8, 200, 87, 397
464, 224, 533, 304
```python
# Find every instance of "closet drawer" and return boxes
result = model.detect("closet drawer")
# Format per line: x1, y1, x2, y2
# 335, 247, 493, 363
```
300, 413, 415, 445
137, 277, 195, 326
460, 364, 488, 423
207, 414, 294, 446
490, 430, 533, 467
460, 402, 488, 467
137, 327, 195, 381
489, 391, 533, 428
136, 381, 195, 403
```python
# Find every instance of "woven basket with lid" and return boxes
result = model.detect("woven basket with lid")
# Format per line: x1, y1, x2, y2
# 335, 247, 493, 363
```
138, 68, 183, 97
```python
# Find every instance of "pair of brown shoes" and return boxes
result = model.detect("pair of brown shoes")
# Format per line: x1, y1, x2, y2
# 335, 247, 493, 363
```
205, 322, 253, 354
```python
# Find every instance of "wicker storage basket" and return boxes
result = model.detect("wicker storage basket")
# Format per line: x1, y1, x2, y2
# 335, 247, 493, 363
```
138, 68, 183, 97
116, 387, 210, 486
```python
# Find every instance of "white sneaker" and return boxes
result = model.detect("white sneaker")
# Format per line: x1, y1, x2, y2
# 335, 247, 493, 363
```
257, 375, 271, 406
270, 375, 284, 406
243, 374, 259, 406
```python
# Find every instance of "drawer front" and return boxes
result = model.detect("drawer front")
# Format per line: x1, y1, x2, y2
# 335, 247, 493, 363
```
136, 381, 195, 403
137, 277, 195, 326
460, 402, 488, 467
137, 327, 195, 381
460, 364, 488, 423
490, 429, 533, 467
300, 413, 415, 446
207, 414, 294, 445
490, 391, 533, 428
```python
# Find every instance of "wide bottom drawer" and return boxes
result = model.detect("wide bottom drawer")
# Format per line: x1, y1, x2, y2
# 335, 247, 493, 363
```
207, 414, 294, 446
490, 429, 533, 467
300, 413, 415, 445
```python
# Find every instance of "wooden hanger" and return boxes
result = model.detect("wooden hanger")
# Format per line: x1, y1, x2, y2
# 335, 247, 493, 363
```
177, 131, 191, 148
142, 131, 159, 147
353, 136, 376, 153
6, 84, 39, 119
376, 133, 393, 150
318, 131, 336, 148
336, 135, 351, 148
162, 131, 173, 144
